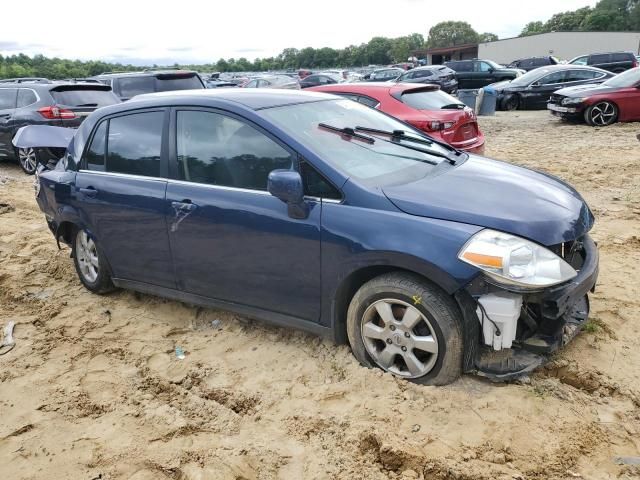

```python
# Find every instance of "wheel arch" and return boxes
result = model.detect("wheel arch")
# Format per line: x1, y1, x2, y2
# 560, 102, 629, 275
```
330, 259, 466, 345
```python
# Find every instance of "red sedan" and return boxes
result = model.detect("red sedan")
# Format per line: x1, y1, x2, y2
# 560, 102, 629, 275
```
307, 83, 485, 154
548, 67, 640, 126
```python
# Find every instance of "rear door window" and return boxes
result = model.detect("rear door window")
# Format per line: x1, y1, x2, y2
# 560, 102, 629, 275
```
533, 58, 549, 66
106, 111, 164, 177
17, 89, 38, 108
0, 88, 17, 110
85, 121, 107, 171
176, 110, 294, 190
117, 76, 155, 99
565, 70, 600, 82
589, 54, 611, 65
50, 88, 119, 107
357, 95, 380, 108
520, 59, 534, 69
454, 61, 472, 72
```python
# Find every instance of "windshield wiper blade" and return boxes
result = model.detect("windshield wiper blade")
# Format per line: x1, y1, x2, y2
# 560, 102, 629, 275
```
354, 126, 459, 164
318, 123, 375, 144
354, 126, 432, 145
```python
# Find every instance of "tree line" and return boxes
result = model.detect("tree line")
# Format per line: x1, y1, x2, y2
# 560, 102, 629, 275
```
521, 0, 640, 36
1, 0, 638, 79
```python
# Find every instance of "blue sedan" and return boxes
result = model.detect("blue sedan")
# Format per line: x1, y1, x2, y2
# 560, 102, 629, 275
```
26, 89, 598, 385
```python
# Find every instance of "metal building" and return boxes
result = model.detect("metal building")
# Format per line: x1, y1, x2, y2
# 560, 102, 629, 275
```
478, 31, 640, 64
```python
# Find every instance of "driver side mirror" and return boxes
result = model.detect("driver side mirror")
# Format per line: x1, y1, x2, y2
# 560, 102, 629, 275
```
268, 170, 309, 219
530, 82, 542, 88
488, 68, 495, 73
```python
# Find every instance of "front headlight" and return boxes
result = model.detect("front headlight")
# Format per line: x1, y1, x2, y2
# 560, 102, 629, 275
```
458, 229, 577, 289
562, 97, 586, 105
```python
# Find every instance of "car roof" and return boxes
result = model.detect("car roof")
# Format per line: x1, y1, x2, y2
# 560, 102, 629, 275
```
93, 70, 198, 78
120, 88, 332, 111
0, 80, 109, 89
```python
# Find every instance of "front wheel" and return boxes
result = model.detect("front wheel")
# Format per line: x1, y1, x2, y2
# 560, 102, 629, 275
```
346, 273, 463, 385
72, 228, 115, 294
585, 101, 618, 126
17, 147, 38, 175
502, 94, 520, 111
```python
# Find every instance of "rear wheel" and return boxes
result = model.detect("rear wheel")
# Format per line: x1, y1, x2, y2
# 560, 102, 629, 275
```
72, 228, 115, 294
585, 101, 618, 126
346, 272, 463, 385
17, 147, 38, 175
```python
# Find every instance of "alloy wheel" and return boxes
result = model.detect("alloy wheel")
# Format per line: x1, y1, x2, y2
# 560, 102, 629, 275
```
361, 298, 439, 378
18, 148, 38, 174
75, 231, 99, 283
589, 102, 617, 126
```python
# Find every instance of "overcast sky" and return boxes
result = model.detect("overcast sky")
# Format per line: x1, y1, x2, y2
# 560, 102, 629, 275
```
1, 0, 598, 65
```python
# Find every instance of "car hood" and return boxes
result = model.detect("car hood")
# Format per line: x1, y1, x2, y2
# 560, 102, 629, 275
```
382, 156, 594, 246
554, 83, 616, 97
488, 80, 513, 92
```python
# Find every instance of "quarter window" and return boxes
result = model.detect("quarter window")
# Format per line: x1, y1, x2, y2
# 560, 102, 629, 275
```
176, 110, 293, 190
85, 121, 107, 171
17, 89, 37, 108
107, 111, 163, 177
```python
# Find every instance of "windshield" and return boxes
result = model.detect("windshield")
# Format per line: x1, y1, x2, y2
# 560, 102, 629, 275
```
485, 60, 503, 69
400, 90, 465, 110
602, 67, 640, 88
507, 67, 555, 87
260, 99, 451, 185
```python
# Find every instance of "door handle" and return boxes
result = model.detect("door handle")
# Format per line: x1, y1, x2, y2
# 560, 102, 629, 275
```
171, 200, 198, 212
79, 187, 98, 198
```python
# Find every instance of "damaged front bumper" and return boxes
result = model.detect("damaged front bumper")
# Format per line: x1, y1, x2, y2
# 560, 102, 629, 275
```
460, 234, 599, 381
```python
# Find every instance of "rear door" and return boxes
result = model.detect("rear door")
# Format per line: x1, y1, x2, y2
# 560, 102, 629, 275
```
74, 109, 176, 288
165, 108, 322, 321
589, 54, 613, 71
0, 88, 17, 159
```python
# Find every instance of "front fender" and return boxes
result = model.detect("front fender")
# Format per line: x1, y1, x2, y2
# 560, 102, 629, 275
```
320, 202, 483, 330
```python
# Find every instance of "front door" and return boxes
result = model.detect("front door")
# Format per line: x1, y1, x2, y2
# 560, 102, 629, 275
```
74, 109, 176, 288
0, 88, 17, 159
165, 109, 322, 322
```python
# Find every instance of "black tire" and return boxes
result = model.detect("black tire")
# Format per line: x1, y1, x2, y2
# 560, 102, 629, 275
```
346, 272, 463, 386
502, 94, 520, 111
71, 227, 115, 294
16, 147, 39, 175
584, 101, 618, 127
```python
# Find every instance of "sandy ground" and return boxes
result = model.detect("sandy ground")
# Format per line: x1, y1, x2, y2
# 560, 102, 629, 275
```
0, 111, 639, 480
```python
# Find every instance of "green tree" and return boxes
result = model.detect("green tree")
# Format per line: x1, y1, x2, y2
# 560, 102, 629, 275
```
478, 32, 499, 42
520, 21, 545, 36
366, 37, 393, 64
427, 21, 479, 48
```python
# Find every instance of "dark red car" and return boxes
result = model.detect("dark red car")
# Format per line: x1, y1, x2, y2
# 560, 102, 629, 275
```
548, 67, 640, 126
307, 83, 485, 154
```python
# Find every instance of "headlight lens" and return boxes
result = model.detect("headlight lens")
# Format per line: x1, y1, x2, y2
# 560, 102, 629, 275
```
562, 97, 586, 105
458, 229, 577, 289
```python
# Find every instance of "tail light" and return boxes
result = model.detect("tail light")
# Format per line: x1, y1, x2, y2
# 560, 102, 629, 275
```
409, 119, 455, 132
38, 106, 76, 120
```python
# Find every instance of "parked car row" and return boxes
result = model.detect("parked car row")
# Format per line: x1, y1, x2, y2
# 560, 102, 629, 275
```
19, 87, 599, 385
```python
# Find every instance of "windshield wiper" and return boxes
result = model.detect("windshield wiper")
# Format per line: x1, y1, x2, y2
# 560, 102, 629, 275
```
318, 123, 375, 144
354, 126, 432, 145
354, 126, 459, 164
